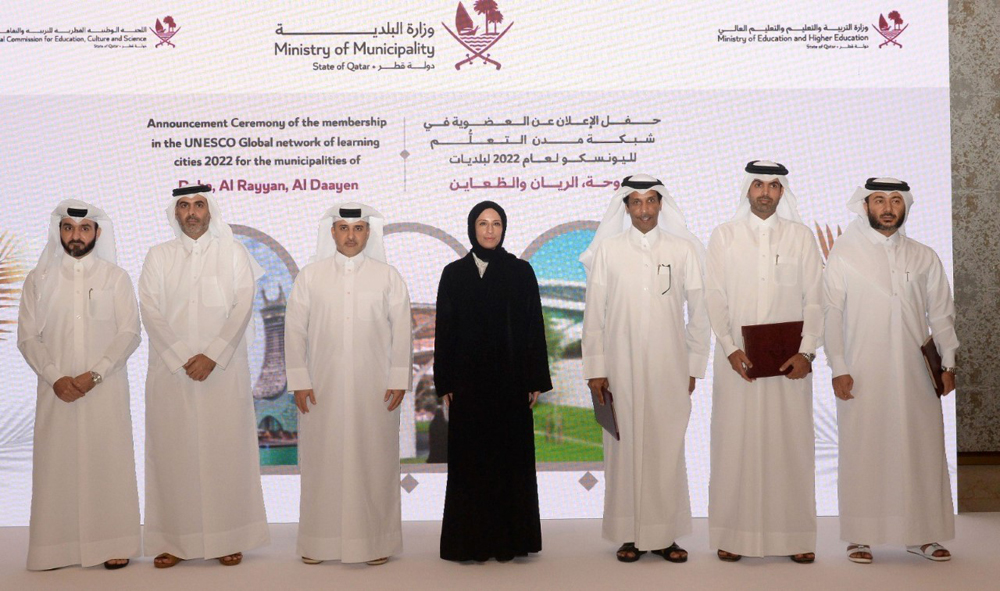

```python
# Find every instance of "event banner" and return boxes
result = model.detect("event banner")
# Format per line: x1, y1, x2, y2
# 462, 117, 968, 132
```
0, 1, 953, 524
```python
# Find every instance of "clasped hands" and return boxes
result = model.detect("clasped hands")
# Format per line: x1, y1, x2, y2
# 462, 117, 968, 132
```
53, 372, 97, 403
294, 389, 407, 413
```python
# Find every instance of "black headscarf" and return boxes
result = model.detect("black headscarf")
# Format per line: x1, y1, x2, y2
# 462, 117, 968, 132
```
467, 200, 508, 261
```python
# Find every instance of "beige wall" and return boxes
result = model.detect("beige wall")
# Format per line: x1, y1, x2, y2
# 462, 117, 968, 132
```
951, 1, 1000, 454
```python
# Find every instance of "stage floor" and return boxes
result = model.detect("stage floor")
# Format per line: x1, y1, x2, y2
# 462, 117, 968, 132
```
2, 515, 998, 590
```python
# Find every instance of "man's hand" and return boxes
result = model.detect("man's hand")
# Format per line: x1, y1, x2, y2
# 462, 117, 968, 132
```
72, 371, 96, 394
689, 377, 697, 395
183, 354, 217, 381
384, 389, 406, 411
779, 354, 812, 380
942, 371, 956, 396
294, 389, 317, 413
442, 393, 453, 407
833, 375, 855, 400
53, 376, 86, 403
528, 391, 540, 408
588, 377, 610, 405
728, 350, 754, 382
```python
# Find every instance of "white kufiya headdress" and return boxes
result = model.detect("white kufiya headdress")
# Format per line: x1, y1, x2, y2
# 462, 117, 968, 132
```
579, 173, 705, 273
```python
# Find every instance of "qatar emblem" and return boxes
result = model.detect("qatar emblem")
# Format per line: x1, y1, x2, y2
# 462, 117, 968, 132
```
152, 16, 180, 48
442, 1, 513, 70
874, 11, 907, 48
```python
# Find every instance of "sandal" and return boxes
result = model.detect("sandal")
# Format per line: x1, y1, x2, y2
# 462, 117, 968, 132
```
218, 552, 243, 566
847, 544, 872, 564
717, 549, 742, 562
651, 542, 688, 563
366, 557, 389, 566
790, 552, 815, 564
616, 542, 646, 563
103, 558, 129, 570
154, 553, 183, 568
907, 543, 951, 562
301, 556, 323, 564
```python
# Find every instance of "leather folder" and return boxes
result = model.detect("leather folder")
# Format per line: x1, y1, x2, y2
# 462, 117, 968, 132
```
591, 385, 620, 440
741, 320, 805, 379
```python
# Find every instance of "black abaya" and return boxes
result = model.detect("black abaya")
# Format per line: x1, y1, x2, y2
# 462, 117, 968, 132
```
434, 250, 552, 561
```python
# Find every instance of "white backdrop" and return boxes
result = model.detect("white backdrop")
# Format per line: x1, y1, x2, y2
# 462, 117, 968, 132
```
0, 0, 954, 524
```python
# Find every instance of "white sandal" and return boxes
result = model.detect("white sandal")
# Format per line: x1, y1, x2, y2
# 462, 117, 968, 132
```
907, 543, 951, 562
847, 544, 872, 564
301, 556, 323, 564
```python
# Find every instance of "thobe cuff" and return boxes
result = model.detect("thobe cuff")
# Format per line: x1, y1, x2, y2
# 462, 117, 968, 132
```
688, 353, 709, 379
286, 367, 313, 391
164, 341, 196, 373
41, 364, 62, 387
582, 355, 606, 379
798, 335, 819, 356
91, 357, 112, 377
829, 355, 850, 378
718, 334, 739, 357
204, 337, 235, 369
387, 366, 412, 391
942, 350, 957, 368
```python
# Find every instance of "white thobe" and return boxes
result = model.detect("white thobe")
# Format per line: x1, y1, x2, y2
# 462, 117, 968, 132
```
582, 226, 711, 551
705, 214, 823, 556
824, 223, 957, 545
285, 252, 412, 563
17, 253, 141, 570
139, 233, 269, 559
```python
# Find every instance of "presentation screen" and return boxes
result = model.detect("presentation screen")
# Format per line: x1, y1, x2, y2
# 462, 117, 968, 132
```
0, 1, 953, 524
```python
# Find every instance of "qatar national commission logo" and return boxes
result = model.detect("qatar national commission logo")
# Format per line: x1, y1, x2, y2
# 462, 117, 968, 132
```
152, 16, 180, 48
442, 1, 513, 70
874, 10, 907, 48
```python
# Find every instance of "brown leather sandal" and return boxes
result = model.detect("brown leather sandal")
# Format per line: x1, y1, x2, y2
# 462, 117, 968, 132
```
154, 553, 183, 568
218, 552, 243, 566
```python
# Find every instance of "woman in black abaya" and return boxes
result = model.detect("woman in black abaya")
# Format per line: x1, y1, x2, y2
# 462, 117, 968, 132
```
434, 201, 552, 562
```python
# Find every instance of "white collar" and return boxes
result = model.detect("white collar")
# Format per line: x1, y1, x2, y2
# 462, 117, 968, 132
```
627, 224, 660, 247
60, 250, 96, 271
861, 222, 902, 246
747, 212, 779, 230
334, 249, 366, 268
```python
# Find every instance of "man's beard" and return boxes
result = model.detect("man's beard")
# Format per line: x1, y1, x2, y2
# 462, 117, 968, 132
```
867, 209, 906, 232
61, 236, 97, 258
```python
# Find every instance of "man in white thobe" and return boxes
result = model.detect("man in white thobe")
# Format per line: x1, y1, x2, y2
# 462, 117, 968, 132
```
825, 178, 957, 564
285, 202, 412, 566
581, 174, 711, 563
139, 185, 269, 567
705, 161, 823, 562
18, 201, 140, 571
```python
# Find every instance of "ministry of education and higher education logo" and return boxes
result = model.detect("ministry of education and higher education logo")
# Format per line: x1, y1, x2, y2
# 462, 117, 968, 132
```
442, 1, 513, 70
152, 16, 180, 48
874, 10, 907, 48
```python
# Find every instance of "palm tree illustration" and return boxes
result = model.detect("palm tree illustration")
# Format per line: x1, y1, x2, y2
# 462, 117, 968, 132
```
473, 0, 498, 34
888, 11, 903, 30
0, 231, 28, 341
164, 16, 177, 32
486, 10, 504, 35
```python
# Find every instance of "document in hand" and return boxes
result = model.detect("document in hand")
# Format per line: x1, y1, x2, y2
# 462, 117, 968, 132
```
591, 385, 620, 440
921, 336, 945, 398
741, 320, 805, 379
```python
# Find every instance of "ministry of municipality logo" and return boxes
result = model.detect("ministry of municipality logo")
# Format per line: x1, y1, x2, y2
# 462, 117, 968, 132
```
874, 10, 907, 48
152, 16, 180, 48
442, 1, 513, 70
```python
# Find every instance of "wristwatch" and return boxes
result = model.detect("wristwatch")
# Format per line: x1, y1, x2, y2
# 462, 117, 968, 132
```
90, 371, 103, 385
942, 367, 958, 375
799, 352, 816, 363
